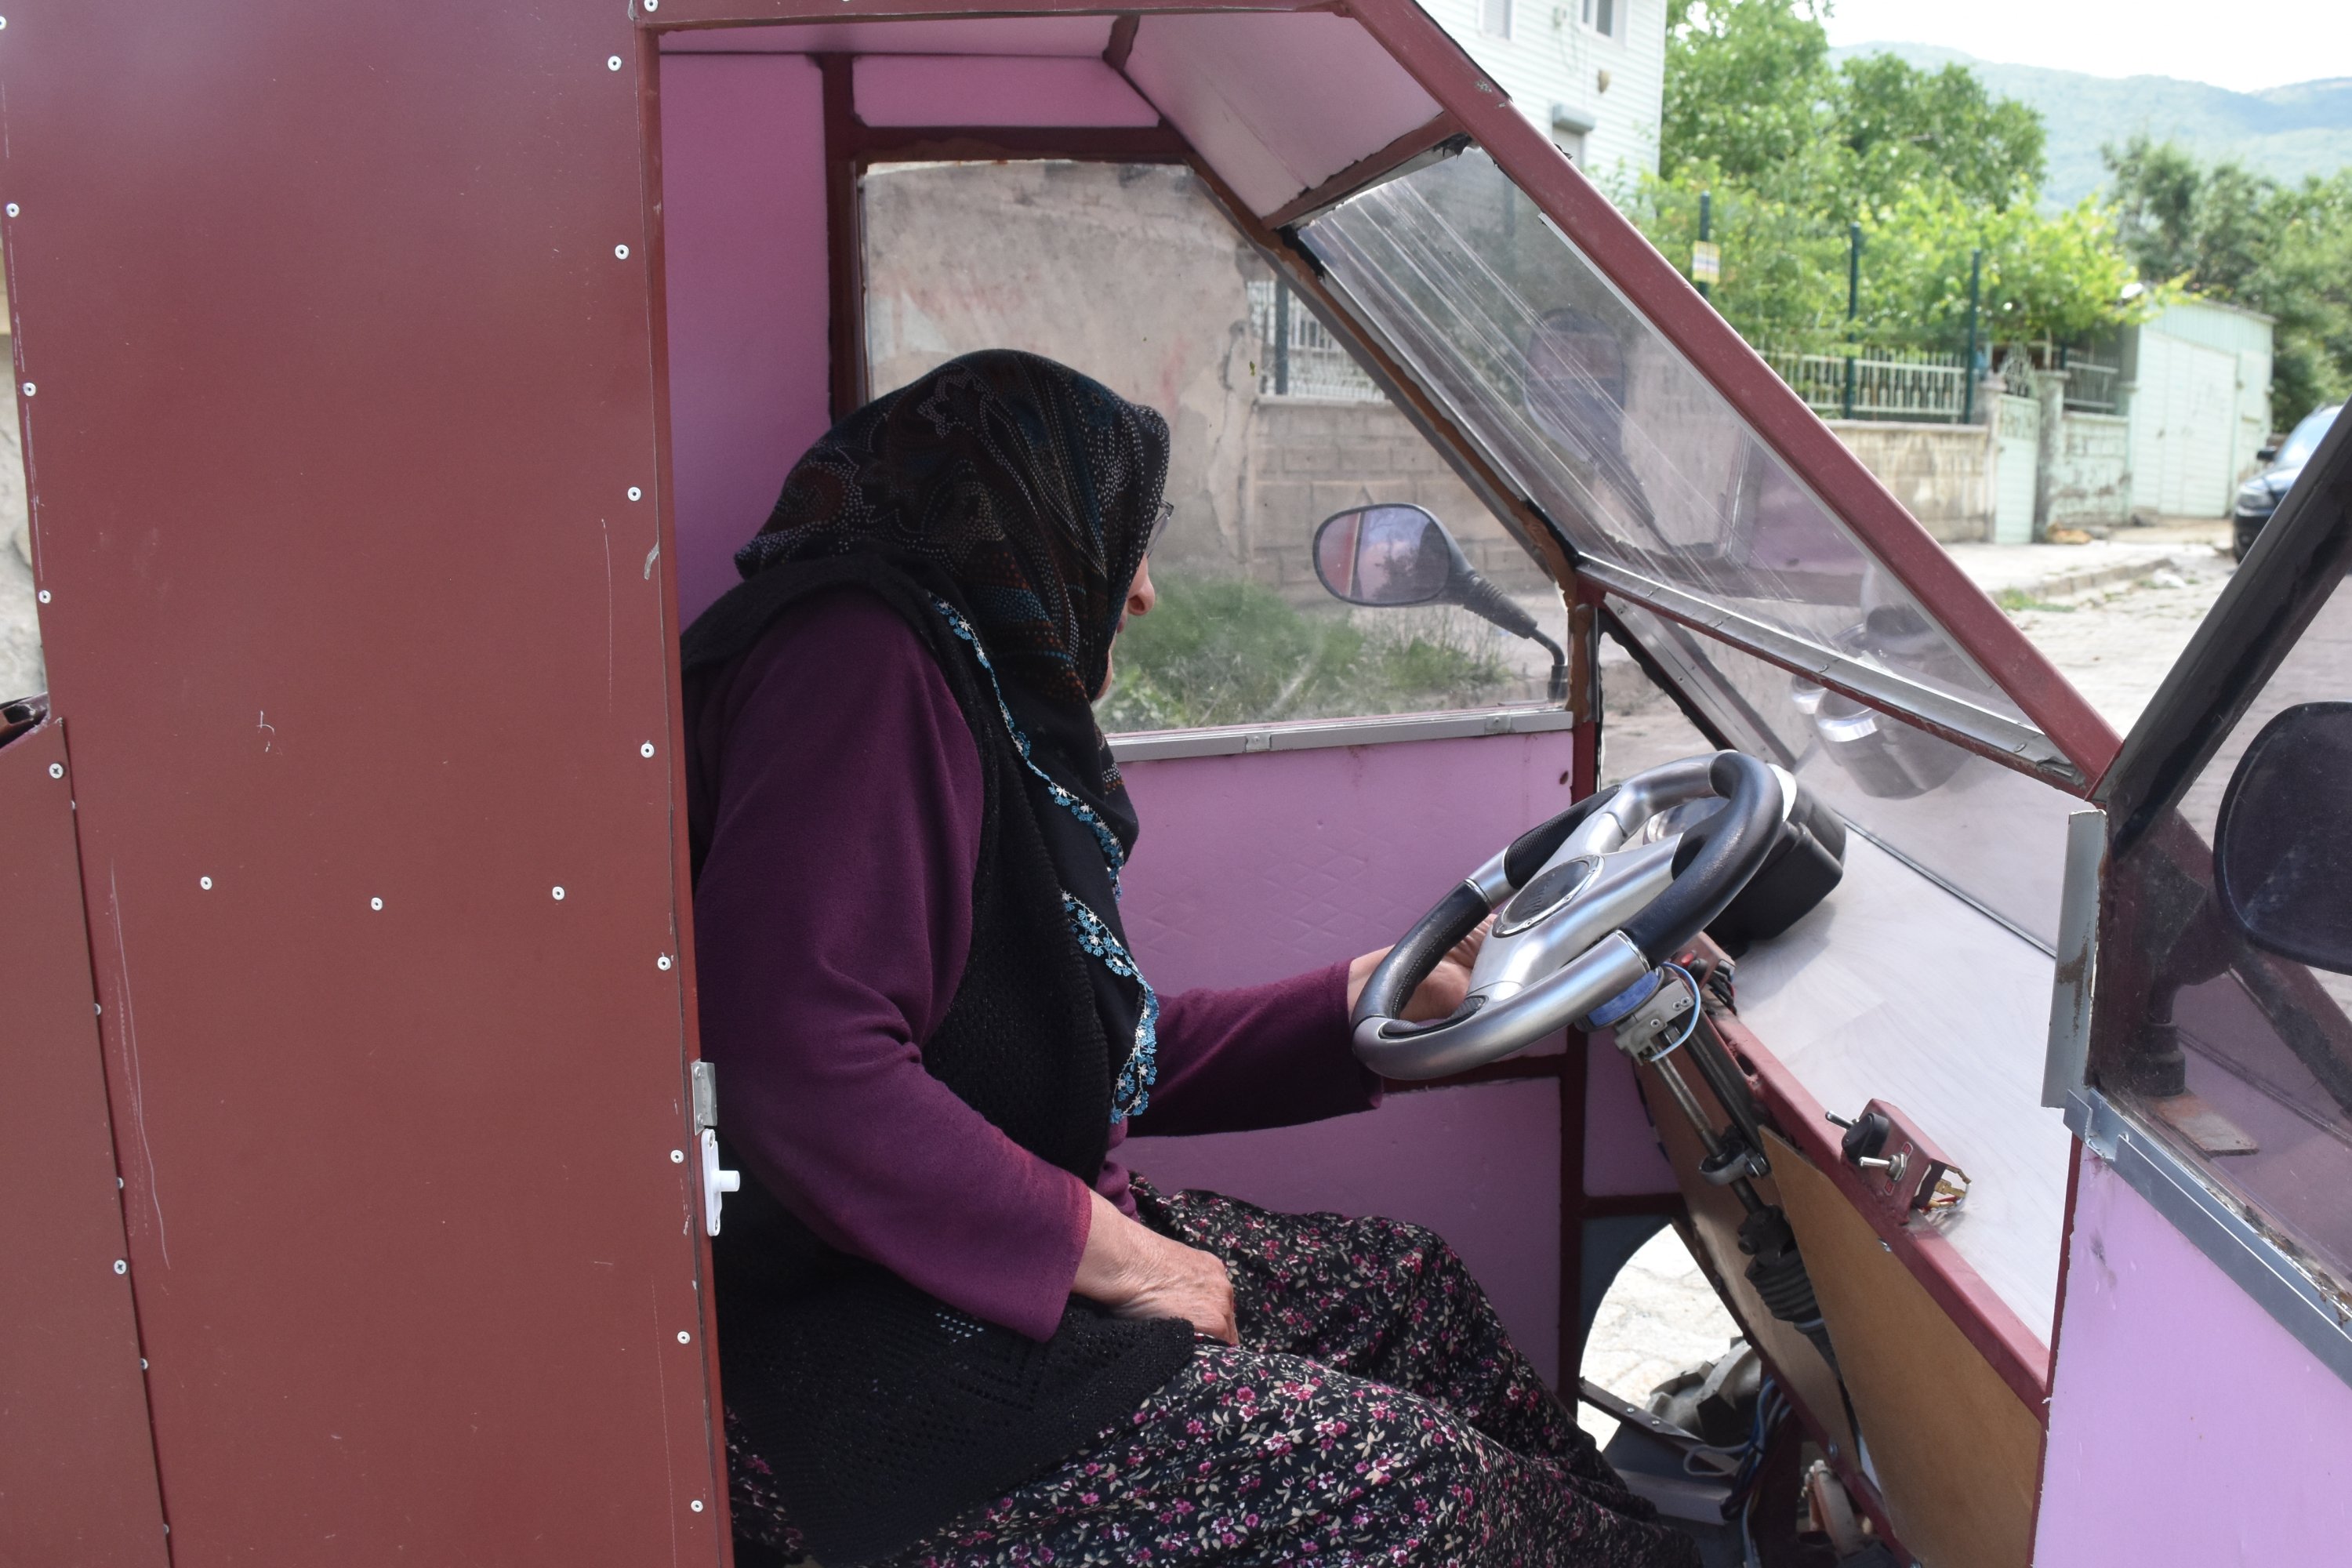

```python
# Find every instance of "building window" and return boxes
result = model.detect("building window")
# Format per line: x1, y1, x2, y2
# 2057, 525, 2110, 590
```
1581, 0, 1616, 38
1481, 0, 1512, 38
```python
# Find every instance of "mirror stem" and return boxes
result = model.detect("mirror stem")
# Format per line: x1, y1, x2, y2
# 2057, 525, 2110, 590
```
1530, 630, 1567, 703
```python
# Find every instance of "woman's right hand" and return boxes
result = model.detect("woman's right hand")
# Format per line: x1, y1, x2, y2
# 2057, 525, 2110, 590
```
1072, 1189, 1239, 1345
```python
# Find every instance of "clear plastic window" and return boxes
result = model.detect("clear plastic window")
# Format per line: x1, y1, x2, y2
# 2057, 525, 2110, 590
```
1298, 150, 2032, 734
1609, 600, 2078, 948
2096, 578, 2352, 1292
860, 159, 1568, 732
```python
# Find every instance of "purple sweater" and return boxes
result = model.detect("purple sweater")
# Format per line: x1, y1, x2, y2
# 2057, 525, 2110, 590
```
688, 590, 1379, 1341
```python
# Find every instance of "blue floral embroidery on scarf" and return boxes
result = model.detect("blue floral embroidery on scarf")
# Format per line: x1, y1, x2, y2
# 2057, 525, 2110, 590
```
1064, 894, 1160, 1123
934, 598, 1128, 896
936, 597, 1157, 1122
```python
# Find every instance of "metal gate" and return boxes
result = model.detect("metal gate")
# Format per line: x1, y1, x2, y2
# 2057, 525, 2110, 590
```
1994, 393, 2041, 543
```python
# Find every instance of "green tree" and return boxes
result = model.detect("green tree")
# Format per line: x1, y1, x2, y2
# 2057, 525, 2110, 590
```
2106, 134, 2352, 425
1636, 0, 2138, 361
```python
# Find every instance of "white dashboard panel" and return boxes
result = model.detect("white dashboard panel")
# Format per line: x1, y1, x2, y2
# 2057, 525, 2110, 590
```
1733, 835, 2070, 1346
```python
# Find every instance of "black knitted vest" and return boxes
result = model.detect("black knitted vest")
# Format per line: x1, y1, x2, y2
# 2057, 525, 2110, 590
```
681, 555, 1194, 1567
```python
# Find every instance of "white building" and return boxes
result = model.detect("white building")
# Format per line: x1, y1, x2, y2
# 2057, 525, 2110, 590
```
1425, 0, 1666, 185
2117, 298, 2274, 518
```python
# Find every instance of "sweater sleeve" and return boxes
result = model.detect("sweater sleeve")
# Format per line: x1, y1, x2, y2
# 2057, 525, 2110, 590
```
691, 591, 1093, 1342
1127, 960, 1383, 1138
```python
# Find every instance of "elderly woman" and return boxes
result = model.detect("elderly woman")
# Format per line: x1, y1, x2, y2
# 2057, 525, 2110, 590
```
684, 350, 1693, 1568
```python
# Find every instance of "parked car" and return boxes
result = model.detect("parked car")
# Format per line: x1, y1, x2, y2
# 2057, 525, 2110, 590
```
2235, 402, 2341, 557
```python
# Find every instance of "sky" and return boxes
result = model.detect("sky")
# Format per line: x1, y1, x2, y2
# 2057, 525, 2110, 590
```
1821, 0, 2352, 94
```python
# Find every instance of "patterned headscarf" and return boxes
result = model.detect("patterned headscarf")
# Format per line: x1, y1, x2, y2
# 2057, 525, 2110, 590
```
736, 350, 1171, 713
734, 352, 1174, 1122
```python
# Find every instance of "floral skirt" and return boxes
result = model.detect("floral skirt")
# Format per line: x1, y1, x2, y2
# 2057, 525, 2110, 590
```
728, 1180, 1697, 1568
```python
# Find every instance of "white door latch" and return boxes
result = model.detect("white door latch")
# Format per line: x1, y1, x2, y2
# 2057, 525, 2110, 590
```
691, 1061, 739, 1237
700, 1127, 740, 1237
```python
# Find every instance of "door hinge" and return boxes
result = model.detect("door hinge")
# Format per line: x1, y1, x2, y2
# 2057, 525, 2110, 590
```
690, 1061, 739, 1237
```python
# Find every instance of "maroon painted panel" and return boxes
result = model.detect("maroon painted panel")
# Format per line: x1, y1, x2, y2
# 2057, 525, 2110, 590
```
0, 720, 170, 1567
4, 5, 723, 1562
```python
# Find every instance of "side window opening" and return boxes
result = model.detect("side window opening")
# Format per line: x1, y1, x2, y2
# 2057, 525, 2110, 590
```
860, 158, 1570, 735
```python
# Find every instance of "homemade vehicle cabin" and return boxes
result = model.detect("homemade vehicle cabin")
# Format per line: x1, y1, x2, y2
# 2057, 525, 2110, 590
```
6, 2, 2352, 1565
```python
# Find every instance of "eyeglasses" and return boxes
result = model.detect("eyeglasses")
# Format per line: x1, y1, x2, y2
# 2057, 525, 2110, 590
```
1146, 499, 1174, 553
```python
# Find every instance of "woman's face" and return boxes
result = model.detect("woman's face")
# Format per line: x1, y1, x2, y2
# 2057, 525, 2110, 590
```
1096, 557, 1157, 701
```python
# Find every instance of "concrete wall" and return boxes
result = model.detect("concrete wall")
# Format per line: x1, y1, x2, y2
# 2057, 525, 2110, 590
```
863, 158, 1556, 597
1824, 418, 1993, 544
1, 379, 41, 702
2047, 412, 2132, 532
1820, 390, 2132, 545
1240, 397, 1549, 598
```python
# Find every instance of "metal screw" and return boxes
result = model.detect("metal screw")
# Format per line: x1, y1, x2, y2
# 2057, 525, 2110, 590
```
643, 0, 659, 11
640, 741, 656, 758
1827, 1442, 1839, 1458
37, 588, 50, 603
370, 897, 383, 911
47, 760, 62, 778
20, 382, 33, 396
552, 885, 567, 901
677, 1330, 691, 1345
608, 55, 623, 71
670, 1149, 684, 1163
614, 243, 630, 260
5, 202, 17, 217
141, 1357, 148, 1369
689, 1501, 703, 1514
657, 954, 673, 971
627, 485, 642, 501
200, 876, 212, 891
114, 1259, 127, 1275
1879, 1239, 1893, 1252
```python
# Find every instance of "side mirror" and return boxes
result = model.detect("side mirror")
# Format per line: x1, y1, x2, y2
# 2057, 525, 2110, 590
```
2215, 702, 2352, 973
1312, 503, 1461, 608
1312, 503, 1567, 701
2258, 444, 2280, 466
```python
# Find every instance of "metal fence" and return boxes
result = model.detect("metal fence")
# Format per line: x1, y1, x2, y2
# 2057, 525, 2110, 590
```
1248, 278, 1385, 403
1758, 345, 1972, 423
2060, 354, 2122, 415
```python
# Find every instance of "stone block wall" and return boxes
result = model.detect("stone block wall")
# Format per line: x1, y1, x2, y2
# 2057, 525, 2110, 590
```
1239, 397, 1554, 599
2047, 412, 2132, 531
1823, 419, 1994, 543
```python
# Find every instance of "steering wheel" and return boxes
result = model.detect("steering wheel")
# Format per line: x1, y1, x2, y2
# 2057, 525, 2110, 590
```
1352, 751, 1794, 1080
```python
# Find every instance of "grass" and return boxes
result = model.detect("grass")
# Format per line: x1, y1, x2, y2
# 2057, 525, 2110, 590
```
1994, 586, 2076, 614
1096, 572, 1517, 731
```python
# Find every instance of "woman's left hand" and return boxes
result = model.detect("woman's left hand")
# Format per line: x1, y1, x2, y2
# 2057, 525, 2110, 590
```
1345, 916, 1493, 1025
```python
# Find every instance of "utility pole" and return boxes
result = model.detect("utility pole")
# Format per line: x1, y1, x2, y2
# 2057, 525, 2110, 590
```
1272, 277, 1290, 397
1693, 191, 1715, 302
1962, 248, 1983, 425
1842, 222, 1862, 420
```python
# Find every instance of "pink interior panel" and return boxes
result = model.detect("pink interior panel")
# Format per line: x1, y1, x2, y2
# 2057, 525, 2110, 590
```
661, 17, 1114, 56
659, 53, 833, 624
1127, 1082, 1564, 1386
1584, 1040, 1679, 1196
2034, 1153, 2352, 1562
855, 56, 1159, 127
1123, 13, 1443, 215
1117, 732, 1577, 1385
1117, 731, 1577, 990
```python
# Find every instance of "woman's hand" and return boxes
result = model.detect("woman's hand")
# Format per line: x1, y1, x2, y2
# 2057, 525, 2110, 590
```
1073, 1189, 1239, 1344
1346, 916, 1494, 1024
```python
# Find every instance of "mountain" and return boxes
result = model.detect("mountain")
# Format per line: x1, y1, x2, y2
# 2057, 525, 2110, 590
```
1830, 42, 2352, 206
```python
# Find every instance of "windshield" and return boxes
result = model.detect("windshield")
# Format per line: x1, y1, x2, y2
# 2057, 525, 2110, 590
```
2278, 405, 2341, 470
1297, 149, 2042, 755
